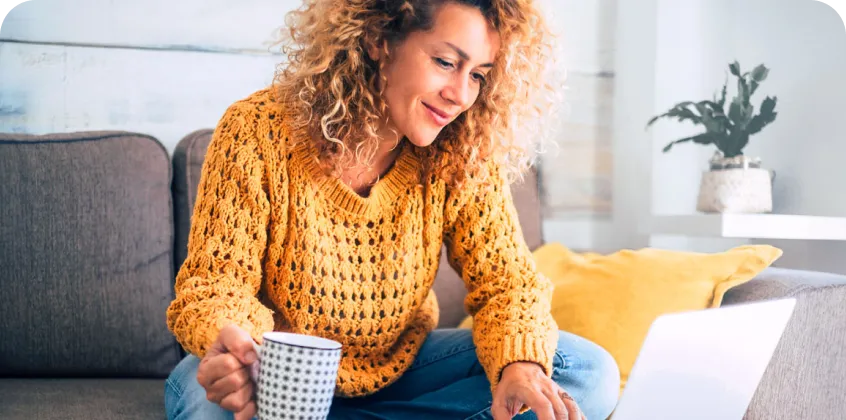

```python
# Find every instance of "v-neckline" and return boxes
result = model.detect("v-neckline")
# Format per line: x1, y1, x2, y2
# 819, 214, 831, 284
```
291, 138, 419, 216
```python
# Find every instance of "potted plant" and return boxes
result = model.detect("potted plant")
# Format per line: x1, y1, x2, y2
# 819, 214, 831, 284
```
646, 60, 779, 213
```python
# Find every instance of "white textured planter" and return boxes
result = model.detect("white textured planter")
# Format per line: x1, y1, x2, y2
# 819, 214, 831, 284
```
696, 168, 774, 213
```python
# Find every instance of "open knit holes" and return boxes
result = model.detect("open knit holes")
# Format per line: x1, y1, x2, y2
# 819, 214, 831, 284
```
286, 206, 419, 345
175, 110, 274, 299
272, 209, 397, 338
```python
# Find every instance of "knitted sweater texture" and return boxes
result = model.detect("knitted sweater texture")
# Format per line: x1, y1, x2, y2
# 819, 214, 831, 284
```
165, 88, 558, 397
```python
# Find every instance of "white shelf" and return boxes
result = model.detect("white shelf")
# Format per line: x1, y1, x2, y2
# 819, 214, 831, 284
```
646, 214, 846, 241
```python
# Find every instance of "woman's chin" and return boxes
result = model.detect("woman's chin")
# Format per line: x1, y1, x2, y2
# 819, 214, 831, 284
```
405, 132, 440, 148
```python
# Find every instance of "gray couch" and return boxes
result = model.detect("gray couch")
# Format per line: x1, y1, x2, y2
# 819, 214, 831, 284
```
1, 129, 844, 419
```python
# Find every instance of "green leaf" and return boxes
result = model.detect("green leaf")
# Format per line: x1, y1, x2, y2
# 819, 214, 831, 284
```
723, 132, 750, 157
694, 102, 725, 134
747, 96, 778, 135
743, 102, 755, 120
700, 100, 726, 117
700, 100, 733, 134
760, 95, 777, 114
750, 64, 769, 82
729, 61, 741, 77
729, 99, 755, 129
662, 132, 719, 153
717, 77, 728, 108
737, 77, 750, 105
728, 101, 742, 124
646, 101, 701, 128
662, 139, 687, 153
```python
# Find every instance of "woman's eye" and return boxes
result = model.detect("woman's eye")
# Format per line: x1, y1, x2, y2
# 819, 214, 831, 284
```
472, 73, 486, 83
435, 58, 454, 69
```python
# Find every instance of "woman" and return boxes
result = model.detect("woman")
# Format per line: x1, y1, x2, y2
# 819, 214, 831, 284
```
164, 0, 620, 419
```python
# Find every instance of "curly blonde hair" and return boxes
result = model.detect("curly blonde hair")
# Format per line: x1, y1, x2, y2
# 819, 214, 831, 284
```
272, 0, 563, 189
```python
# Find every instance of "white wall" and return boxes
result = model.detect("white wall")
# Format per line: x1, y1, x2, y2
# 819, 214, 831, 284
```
536, 0, 631, 252
0, 0, 293, 152
727, 0, 846, 274
650, 0, 846, 218
619, 0, 846, 273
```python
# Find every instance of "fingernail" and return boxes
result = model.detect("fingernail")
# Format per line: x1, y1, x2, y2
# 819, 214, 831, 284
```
245, 351, 257, 364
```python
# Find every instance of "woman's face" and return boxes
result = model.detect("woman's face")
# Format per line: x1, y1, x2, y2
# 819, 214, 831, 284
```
372, 2, 500, 148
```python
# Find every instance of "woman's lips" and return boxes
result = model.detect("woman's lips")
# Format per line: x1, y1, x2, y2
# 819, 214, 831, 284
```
423, 103, 450, 126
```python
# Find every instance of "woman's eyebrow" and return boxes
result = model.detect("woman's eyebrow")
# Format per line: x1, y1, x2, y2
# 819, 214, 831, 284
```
443, 42, 494, 68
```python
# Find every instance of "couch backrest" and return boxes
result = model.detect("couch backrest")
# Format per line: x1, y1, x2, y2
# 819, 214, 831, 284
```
171, 130, 544, 328
0, 131, 183, 378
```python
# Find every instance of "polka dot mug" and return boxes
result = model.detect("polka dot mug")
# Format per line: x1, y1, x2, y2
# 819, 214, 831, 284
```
251, 332, 343, 420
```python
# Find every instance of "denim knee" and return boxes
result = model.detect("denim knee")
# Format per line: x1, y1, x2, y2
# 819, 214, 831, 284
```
165, 355, 235, 420
166, 354, 203, 399
584, 341, 621, 415
553, 332, 620, 420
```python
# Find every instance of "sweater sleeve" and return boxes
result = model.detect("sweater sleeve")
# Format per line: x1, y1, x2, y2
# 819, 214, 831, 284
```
443, 163, 558, 393
166, 103, 275, 358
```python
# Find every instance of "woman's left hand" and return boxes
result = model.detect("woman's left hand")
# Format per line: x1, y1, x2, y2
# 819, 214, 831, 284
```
491, 362, 586, 420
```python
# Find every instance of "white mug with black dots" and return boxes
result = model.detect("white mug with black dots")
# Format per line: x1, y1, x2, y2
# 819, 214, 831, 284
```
250, 332, 343, 420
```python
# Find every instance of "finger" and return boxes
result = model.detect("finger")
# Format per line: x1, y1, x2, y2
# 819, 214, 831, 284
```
219, 379, 254, 413
199, 353, 246, 390
510, 401, 523, 417
234, 400, 257, 420
491, 383, 514, 420
562, 398, 580, 420
558, 389, 582, 420
218, 324, 259, 366
542, 387, 568, 420
210, 365, 251, 399
522, 389, 555, 420
491, 394, 513, 420
249, 359, 261, 381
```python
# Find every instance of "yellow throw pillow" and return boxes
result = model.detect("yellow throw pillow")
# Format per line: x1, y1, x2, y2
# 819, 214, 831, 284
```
458, 243, 783, 393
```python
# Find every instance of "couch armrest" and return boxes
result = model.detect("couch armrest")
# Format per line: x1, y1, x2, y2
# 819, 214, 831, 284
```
722, 268, 846, 420
724, 267, 846, 304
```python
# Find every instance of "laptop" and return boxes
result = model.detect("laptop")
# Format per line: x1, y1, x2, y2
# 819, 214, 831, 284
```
610, 297, 797, 420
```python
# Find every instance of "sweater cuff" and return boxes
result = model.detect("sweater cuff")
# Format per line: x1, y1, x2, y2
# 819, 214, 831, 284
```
175, 302, 275, 359
486, 332, 556, 392
215, 311, 274, 346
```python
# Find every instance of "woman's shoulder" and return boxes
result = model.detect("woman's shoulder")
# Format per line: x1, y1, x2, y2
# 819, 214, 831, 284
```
217, 86, 299, 143
210, 87, 302, 166
223, 87, 283, 117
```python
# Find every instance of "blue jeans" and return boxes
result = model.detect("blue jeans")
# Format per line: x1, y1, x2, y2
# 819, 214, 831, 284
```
165, 329, 620, 420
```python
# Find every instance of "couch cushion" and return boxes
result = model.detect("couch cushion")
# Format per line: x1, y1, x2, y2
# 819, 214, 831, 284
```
0, 378, 164, 419
171, 129, 544, 329
0, 131, 182, 377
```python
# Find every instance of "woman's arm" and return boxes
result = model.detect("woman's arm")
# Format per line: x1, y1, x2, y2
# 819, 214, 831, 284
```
166, 102, 276, 358
443, 163, 558, 393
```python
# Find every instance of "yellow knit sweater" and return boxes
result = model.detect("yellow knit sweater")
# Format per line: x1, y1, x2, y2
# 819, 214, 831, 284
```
166, 88, 558, 398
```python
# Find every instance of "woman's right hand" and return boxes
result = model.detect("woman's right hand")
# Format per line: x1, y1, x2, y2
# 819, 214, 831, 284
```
196, 324, 260, 420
